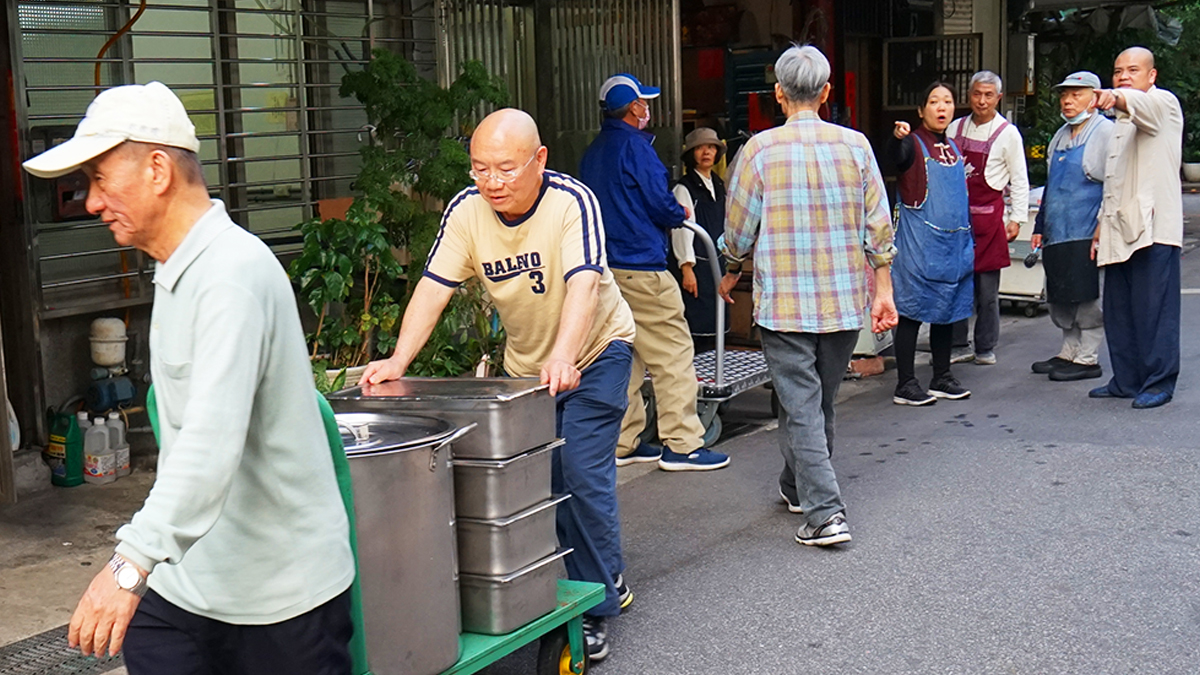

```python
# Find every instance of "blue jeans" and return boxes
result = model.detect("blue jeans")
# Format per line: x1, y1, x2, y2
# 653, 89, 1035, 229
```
552, 340, 632, 618
760, 328, 857, 528
1101, 244, 1181, 397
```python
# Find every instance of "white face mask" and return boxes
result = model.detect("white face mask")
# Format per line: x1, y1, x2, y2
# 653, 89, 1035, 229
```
1061, 109, 1092, 126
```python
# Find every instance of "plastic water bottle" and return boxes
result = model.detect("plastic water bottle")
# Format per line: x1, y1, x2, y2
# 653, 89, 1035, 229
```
77, 411, 90, 430
83, 417, 115, 485
107, 411, 130, 477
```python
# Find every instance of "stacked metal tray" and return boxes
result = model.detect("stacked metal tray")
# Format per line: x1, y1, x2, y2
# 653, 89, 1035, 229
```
329, 378, 570, 635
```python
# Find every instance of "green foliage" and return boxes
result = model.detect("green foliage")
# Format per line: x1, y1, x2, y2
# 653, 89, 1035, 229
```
289, 49, 508, 371
1029, 2, 1200, 178
408, 280, 507, 378
312, 360, 348, 395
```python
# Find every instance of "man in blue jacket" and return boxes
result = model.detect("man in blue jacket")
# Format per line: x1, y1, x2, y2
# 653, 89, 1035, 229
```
580, 74, 730, 472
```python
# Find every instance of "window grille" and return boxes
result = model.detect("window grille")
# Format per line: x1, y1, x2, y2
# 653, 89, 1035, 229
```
882, 33, 982, 110
14, 0, 437, 318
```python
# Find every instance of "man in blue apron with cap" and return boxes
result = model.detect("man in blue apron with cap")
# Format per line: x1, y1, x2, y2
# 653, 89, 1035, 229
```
1029, 71, 1113, 382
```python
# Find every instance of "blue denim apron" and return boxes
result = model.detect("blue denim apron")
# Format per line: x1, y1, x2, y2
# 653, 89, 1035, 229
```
1041, 132, 1104, 303
893, 135, 975, 324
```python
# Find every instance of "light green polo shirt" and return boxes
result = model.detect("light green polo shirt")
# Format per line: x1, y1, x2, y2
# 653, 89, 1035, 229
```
115, 200, 355, 624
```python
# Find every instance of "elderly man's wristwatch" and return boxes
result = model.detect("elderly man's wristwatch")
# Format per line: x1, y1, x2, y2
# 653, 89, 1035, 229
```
108, 554, 148, 597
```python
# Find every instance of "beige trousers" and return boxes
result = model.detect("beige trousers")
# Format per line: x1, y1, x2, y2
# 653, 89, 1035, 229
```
613, 269, 706, 456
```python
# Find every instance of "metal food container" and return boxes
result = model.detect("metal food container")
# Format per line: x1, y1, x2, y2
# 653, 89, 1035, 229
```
337, 412, 474, 675
328, 378, 556, 459
457, 494, 569, 576
459, 548, 573, 635
453, 439, 563, 520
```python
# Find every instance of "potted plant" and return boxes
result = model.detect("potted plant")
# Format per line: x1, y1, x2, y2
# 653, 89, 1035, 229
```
1183, 111, 1200, 183
289, 49, 508, 390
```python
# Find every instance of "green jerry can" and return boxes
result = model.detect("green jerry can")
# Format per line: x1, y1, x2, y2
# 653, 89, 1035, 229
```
45, 409, 85, 487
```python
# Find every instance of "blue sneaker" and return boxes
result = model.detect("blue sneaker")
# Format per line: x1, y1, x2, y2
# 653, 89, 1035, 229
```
1132, 391, 1172, 409
616, 442, 662, 467
658, 447, 730, 472
1088, 385, 1117, 399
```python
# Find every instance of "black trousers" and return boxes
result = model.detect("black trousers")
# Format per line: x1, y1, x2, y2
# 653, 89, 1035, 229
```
123, 588, 353, 675
1101, 243, 1181, 397
895, 316, 952, 386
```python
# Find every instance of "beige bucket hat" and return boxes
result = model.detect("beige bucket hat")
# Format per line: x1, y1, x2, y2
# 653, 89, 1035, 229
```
681, 127, 726, 163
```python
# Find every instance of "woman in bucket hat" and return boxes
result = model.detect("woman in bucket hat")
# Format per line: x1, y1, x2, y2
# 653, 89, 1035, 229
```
671, 127, 730, 350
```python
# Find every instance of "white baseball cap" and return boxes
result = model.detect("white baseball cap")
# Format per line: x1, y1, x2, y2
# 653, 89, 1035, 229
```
23, 81, 200, 179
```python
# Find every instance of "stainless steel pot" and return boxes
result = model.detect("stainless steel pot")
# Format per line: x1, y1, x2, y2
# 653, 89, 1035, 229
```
328, 378, 556, 460
452, 439, 563, 520
337, 412, 474, 675
457, 494, 569, 576
459, 548, 573, 635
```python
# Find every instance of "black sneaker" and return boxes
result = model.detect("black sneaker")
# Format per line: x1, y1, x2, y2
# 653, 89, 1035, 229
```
582, 617, 609, 662
614, 574, 633, 611
928, 373, 971, 400
894, 379, 936, 406
1032, 356, 1072, 374
1048, 362, 1103, 381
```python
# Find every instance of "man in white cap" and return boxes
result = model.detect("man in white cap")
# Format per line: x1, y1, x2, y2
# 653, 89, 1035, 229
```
1089, 46, 1183, 409
579, 73, 731, 473
1028, 71, 1113, 383
24, 82, 355, 672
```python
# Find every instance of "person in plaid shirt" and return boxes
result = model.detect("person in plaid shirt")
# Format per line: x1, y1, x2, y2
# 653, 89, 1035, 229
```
718, 44, 898, 546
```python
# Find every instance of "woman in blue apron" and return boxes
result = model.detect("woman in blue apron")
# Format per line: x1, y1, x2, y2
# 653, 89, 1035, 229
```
671, 127, 730, 352
1029, 74, 1113, 382
888, 82, 975, 406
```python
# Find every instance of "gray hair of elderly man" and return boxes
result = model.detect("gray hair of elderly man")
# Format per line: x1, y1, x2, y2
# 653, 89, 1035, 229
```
774, 45, 831, 104
969, 70, 1003, 94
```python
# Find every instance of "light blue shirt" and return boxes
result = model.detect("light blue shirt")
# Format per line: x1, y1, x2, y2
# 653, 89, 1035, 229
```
114, 201, 354, 624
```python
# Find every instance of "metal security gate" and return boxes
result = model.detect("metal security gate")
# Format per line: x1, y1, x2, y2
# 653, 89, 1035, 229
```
439, 0, 681, 177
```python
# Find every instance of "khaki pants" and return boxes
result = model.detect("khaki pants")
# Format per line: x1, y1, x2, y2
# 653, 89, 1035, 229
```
613, 269, 706, 456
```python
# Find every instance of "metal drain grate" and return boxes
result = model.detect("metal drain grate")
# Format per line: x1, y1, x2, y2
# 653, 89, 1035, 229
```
0, 625, 123, 675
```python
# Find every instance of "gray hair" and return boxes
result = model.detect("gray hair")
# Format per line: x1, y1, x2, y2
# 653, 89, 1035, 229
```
604, 103, 631, 120
969, 70, 1003, 94
774, 45, 831, 104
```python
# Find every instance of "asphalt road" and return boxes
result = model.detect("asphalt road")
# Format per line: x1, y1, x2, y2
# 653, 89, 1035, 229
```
486, 196, 1200, 674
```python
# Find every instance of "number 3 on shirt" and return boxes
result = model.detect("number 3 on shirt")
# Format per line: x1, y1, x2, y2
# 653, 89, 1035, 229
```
529, 270, 546, 294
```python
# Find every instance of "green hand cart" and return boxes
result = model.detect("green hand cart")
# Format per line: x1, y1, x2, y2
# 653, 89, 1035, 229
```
148, 387, 603, 675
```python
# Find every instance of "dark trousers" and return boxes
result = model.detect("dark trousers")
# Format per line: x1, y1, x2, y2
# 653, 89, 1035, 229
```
123, 588, 353, 675
952, 270, 1002, 353
1101, 244, 1181, 397
895, 316, 953, 386
761, 329, 856, 528
553, 340, 632, 618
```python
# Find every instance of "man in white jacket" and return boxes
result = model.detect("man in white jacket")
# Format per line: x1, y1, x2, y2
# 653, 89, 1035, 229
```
1089, 46, 1184, 409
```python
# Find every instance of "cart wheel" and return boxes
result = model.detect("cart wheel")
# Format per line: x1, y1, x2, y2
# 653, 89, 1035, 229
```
698, 401, 723, 446
636, 382, 658, 446
1024, 303, 1038, 318
537, 626, 589, 675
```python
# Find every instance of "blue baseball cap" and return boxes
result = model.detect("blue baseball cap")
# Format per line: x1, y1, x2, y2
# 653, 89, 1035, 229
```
599, 73, 661, 111
1053, 71, 1102, 90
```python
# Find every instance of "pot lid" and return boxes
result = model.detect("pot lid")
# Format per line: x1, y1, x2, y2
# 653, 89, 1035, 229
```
334, 412, 457, 456
329, 377, 547, 403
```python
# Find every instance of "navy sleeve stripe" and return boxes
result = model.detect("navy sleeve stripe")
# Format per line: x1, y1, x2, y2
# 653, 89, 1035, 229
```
426, 186, 478, 270
422, 270, 464, 288
557, 173, 604, 268
564, 264, 603, 282
547, 173, 602, 268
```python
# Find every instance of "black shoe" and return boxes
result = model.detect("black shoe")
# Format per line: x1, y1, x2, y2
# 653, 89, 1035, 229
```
583, 617, 609, 662
1032, 356, 1072, 374
893, 379, 936, 406
928, 373, 971, 400
614, 574, 633, 611
1048, 362, 1103, 381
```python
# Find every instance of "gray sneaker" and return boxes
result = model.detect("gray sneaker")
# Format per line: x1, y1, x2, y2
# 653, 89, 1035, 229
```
950, 347, 975, 364
795, 513, 852, 546
975, 351, 997, 365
